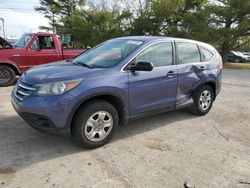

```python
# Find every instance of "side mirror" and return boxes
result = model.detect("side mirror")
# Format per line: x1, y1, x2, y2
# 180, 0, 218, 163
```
129, 61, 153, 72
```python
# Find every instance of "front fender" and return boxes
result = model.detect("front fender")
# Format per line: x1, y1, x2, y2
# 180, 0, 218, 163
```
65, 86, 129, 129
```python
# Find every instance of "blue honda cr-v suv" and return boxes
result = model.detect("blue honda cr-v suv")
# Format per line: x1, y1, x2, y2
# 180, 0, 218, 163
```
11, 36, 222, 148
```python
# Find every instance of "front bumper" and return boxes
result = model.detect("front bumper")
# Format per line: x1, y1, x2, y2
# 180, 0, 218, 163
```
11, 90, 74, 136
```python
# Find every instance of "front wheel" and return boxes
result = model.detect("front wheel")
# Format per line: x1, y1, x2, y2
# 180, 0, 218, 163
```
72, 100, 119, 148
0, 65, 16, 87
191, 85, 214, 116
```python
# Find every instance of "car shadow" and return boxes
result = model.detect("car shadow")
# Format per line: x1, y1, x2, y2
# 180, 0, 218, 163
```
0, 109, 196, 171
114, 109, 196, 141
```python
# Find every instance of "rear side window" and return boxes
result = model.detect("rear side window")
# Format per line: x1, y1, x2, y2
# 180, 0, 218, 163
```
200, 47, 213, 62
135, 42, 173, 67
176, 43, 200, 64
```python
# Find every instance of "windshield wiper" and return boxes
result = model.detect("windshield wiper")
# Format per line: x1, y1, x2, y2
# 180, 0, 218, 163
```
73, 61, 93, 69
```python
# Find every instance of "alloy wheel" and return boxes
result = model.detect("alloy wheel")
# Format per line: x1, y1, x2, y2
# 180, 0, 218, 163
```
84, 111, 113, 142
0, 69, 11, 84
199, 90, 211, 111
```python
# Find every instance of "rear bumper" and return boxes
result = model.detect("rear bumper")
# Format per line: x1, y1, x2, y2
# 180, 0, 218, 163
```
216, 70, 222, 96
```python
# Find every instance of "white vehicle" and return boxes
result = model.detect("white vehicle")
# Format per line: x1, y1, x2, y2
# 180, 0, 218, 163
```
236, 51, 250, 62
227, 51, 249, 63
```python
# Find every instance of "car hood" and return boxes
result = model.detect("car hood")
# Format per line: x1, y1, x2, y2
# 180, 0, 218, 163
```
21, 60, 106, 85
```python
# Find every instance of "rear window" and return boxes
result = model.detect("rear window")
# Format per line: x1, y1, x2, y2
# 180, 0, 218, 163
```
200, 47, 213, 62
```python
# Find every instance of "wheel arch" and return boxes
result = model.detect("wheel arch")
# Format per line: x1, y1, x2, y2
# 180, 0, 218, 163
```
205, 81, 216, 99
69, 93, 128, 135
192, 81, 216, 100
0, 62, 21, 76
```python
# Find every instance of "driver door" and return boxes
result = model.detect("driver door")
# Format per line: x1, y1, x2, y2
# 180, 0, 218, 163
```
25, 36, 61, 67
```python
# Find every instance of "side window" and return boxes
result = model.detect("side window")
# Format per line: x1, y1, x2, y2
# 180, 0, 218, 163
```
31, 36, 55, 50
135, 42, 173, 67
177, 43, 200, 64
200, 47, 213, 62
43, 36, 55, 49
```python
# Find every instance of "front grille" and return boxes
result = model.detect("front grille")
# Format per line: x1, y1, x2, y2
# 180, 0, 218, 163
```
14, 81, 37, 101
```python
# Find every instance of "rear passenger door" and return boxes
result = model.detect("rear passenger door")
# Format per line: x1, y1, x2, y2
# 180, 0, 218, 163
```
128, 42, 178, 115
175, 42, 213, 105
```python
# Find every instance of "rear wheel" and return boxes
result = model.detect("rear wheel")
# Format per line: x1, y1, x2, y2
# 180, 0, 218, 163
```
191, 85, 214, 116
0, 65, 16, 87
72, 100, 119, 148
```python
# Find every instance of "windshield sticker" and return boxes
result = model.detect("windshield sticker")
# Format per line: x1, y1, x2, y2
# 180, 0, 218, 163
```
126, 40, 143, 45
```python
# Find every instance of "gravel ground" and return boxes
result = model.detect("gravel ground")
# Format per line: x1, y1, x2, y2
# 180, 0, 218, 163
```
0, 69, 250, 188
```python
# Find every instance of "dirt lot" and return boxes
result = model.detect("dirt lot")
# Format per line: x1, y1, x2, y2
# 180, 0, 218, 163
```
0, 69, 250, 188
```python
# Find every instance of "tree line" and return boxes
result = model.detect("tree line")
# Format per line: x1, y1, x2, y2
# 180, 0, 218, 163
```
35, 0, 250, 61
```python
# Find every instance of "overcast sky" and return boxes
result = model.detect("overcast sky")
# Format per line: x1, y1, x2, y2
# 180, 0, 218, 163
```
0, 0, 49, 39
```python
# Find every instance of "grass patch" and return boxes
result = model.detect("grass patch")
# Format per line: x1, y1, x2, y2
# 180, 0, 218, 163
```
224, 62, 250, 69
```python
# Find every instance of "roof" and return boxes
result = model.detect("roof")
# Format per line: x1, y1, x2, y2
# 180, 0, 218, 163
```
115, 35, 203, 43
21, 32, 55, 36
115, 36, 172, 42
114, 35, 216, 52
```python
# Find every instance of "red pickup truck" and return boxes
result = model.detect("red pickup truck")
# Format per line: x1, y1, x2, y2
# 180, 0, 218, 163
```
0, 33, 85, 86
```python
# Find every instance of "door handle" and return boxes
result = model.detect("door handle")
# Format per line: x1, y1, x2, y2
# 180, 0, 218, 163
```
167, 71, 176, 78
51, 51, 58, 54
199, 66, 205, 71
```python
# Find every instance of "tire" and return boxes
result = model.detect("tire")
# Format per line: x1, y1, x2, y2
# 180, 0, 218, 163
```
191, 85, 214, 116
0, 65, 16, 87
72, 100, 119, 148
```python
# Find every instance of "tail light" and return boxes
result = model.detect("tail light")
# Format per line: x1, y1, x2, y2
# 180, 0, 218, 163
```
219, 61, 223, 69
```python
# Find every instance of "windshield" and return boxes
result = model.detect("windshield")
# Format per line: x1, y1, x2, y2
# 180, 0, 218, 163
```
72, 39, 143, 68
14, 34, 33, 48
237, 51, 246, 57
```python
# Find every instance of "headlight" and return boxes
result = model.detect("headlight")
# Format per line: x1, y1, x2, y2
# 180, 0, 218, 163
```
35, 79, 82, 96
